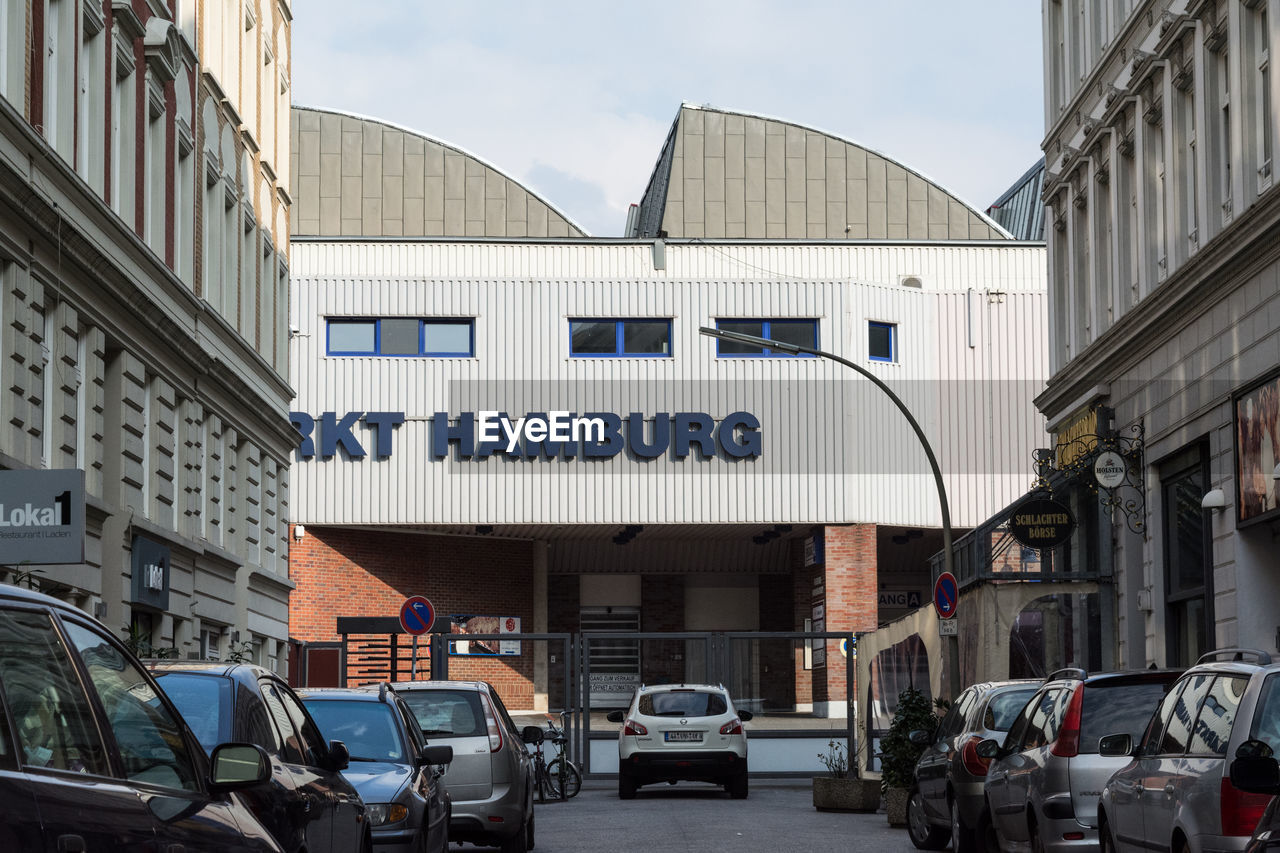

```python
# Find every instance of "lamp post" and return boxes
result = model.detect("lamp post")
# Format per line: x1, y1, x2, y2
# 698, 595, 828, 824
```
697, 326, 961, 696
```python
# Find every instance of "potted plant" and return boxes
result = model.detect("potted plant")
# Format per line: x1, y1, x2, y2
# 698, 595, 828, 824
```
812, 738, 880, 812
879, 687, 936, 826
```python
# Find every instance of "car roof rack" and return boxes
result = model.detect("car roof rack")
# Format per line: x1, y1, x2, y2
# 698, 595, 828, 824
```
1195, 648, 1273, 666
1043, 667, 1087, 682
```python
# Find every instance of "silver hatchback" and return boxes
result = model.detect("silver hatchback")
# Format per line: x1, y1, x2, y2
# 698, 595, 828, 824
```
1097, 649, 1280, 853
391, 681, 537, 853
977, 668, 1181, 853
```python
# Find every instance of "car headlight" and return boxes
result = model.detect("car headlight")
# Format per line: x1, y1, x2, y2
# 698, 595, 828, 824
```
365, 803, 409, 826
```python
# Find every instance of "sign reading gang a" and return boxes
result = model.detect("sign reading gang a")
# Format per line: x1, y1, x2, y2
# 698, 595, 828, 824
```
290, 410, 763, 461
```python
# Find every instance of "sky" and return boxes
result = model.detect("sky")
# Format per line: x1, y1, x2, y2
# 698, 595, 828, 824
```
291, 2, 1045, 238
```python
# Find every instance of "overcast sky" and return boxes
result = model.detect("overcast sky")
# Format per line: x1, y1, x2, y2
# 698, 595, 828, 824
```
292, 2, 1044, 237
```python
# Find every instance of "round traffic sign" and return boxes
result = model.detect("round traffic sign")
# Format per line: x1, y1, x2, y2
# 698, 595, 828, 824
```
933, 572, 959, 620
399, 595, 436, 635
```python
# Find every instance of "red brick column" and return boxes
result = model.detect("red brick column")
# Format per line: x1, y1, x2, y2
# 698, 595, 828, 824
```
813, 524, 878, 712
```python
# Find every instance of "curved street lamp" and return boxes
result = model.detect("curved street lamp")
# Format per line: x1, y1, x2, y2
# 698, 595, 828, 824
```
697, 325, 960, 697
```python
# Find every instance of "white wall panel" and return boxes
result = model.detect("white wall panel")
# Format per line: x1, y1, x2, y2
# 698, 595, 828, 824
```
290, 241, 1047, 530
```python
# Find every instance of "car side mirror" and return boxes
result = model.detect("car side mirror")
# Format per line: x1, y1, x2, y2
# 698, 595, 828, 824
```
521, 725, 545, 745
209, 743, 271, 792
605, 710, 625, 724
1098, 733, 1133, 757
739, 710, 753, 722
327, 740, 350, 771
974, 738, 1001, 759
1231, 739, 1280, 794
909, 728, 935, 746
419, 744, 453, 768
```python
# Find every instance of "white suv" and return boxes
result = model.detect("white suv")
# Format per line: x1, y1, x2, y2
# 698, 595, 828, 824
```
605, 684, 752, 800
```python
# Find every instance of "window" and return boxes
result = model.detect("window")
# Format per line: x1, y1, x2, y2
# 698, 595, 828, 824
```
1162, 447, 1211, 666
0, 608, 108, 774
1157, 673, 1212, 755
65, 621, 199, 791
714, 319, 817, 357
1189, 675, 1247, 756
1257, 7, 1273, 187
570, 319, 671, 357
326, 318, 475, 357
868, 321, 897, 362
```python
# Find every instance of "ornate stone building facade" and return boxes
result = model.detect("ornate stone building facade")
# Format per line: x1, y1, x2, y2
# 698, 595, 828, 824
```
0, 0, 295, 669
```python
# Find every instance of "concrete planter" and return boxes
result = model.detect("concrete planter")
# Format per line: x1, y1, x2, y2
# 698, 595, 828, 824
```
812, 776, 881, 812
884, 786, 910, 826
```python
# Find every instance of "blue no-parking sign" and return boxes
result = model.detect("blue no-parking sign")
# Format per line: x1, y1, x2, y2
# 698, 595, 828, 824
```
933, 573, 958, 620
399, 595, 436, 635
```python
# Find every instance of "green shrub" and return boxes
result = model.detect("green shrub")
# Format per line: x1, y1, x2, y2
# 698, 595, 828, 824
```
879, 687, 936, 792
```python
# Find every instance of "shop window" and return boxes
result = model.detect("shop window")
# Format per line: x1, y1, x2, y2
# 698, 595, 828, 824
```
326, 318, 475, 357
1162, 446, 1212, 667
868, 321, 897, 362
714, 318, 817, 357
569, 319, 671, 357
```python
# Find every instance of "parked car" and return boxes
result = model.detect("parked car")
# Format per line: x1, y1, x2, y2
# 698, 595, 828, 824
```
907, 679, 1040, 852
0, 584, 281, 851
391, 680, 537, 853
1239, 757, 1280, 853
605, 682, 753, 800
298, 684, 453, 853
151, 660, 370, 853
1096, 648, 1280, 853
977, 667, 1182, 853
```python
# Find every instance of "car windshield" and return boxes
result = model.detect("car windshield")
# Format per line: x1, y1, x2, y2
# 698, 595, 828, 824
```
639, 690, 728, 717
304, 700, 406, 762
1250, 673, 1280, 755
399, 690, 485, 738
1079, 679, 1174, 754
985, 688, 1037, 732
153, 672, 233, 754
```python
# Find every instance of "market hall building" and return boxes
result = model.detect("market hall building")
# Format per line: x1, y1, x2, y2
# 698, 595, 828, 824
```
284, 103, 1049, 715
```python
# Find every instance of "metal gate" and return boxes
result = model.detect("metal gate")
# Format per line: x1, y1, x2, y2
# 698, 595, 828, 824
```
321, 623, 855, 778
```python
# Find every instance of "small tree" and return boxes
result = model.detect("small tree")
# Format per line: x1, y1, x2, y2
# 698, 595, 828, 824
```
879, 687, 936, 792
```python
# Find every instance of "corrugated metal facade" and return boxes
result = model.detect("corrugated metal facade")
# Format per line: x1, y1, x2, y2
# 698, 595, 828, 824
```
290, 241, 1047, 530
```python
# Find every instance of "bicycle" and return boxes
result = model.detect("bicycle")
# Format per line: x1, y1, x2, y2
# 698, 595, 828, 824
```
532, 711, 582, 801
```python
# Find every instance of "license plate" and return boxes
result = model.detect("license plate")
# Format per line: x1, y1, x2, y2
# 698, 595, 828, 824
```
664, 730, 703, 743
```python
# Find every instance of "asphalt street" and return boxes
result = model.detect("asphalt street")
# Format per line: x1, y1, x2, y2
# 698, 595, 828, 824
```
450, 778, 920, 853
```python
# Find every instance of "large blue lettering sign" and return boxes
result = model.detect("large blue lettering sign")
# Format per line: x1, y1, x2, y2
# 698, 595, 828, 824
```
291, 410, 762, 461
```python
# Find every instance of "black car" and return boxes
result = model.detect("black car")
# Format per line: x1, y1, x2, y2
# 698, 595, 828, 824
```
0, 584, 282, 851
299, 685, 453, 853
151, 660, 370, 853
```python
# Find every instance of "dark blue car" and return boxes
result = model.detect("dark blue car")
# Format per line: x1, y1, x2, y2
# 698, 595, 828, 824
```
299, 685, 453, 853
151, 661, 371, 853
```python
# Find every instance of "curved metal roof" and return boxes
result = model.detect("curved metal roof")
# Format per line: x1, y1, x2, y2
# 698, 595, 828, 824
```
290, 105, 589, 238
630, 102, 1012, 241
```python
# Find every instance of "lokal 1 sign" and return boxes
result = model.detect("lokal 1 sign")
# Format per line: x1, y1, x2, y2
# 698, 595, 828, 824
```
0, 469, 85, 565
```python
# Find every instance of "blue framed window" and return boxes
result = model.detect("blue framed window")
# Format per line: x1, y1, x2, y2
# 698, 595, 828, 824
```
326, 318, 475, 357
869, 321, 897, 362
714, 319, 818, 357
569, 319, 671, 357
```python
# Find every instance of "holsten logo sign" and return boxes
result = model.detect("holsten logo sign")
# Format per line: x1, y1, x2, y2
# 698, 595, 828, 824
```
291, 410, 762, 461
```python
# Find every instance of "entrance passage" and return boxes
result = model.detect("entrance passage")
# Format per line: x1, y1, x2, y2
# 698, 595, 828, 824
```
318, 625, 854, 777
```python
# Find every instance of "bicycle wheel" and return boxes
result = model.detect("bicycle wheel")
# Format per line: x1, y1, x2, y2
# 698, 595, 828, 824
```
546, 758, 582, 799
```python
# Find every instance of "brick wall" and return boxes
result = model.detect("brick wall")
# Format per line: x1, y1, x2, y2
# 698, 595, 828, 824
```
289, 525, 538, 705
810, 524, 878, 705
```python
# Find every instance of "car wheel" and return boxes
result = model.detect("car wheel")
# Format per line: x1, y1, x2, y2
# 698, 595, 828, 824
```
1098, 815, 1116, 853
1028, 814, 1045, 853
908, 786, 951, 850
976, 801, 999, 853
951, 796, 976, 853
729, 767, 749, 799
499, 822, 528, 853
619, 775, 638, 800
